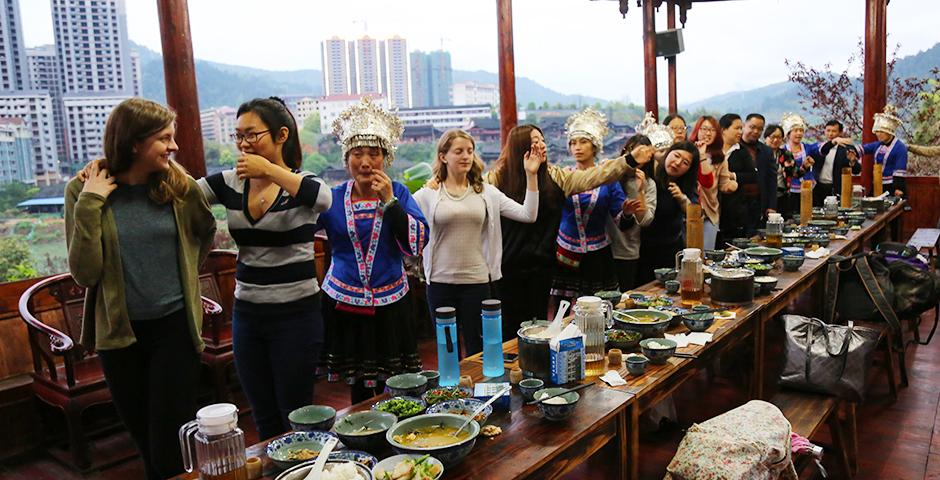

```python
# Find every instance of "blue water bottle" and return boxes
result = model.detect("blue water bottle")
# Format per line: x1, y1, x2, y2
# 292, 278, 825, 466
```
481, 299, 505, 377
435, 307, 460, 387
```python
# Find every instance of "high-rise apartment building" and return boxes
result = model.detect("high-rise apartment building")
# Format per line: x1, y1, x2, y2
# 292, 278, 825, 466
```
452, 81, 498, 107
0, 92, 58, 184
199, 106, 237, 144
62, 93, 127, 173
410, 50, 452, 107
130, 49, 141, 96
52, 0, 133, 94
0, 117, 34, 183
26, 45, 66, 162
347, 42, 358, 95
385, 36, 409, 109
355, 36, 381, 95
321, 36, 348, 96
0, 0, 29, 91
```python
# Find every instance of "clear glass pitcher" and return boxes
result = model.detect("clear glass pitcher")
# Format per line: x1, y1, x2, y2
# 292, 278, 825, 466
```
765, 213, 783, 248
179, 403, 247, 480
573, 296, 612, 376
675, 248, 704, 306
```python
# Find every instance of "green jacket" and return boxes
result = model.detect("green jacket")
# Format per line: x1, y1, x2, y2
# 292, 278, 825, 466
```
64, 177, 217, 352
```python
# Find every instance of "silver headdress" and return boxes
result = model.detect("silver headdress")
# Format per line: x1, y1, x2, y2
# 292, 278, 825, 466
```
635, 112, 674, 150
781, 113, 807, 135
332, 97, 404, 164
565, 107, 609, 155
872, 104, 903, 136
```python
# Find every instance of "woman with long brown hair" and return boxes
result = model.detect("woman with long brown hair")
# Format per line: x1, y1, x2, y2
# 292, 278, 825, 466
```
689, 115, 737, 250
65, 98, 216, 479
487, 121, 654, 334
414, 129, 542, 356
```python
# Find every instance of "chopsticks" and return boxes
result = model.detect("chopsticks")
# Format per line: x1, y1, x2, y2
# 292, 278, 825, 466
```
525, 382, 594, 406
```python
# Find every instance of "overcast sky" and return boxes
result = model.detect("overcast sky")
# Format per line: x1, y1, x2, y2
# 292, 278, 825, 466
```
19, 0, 938, 105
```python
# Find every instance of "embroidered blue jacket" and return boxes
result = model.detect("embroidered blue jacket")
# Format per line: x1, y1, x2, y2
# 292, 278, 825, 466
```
785, 142, 820, 193
861, 138, 908, 184
316, 181, 428, 307
556, 181, 626, 253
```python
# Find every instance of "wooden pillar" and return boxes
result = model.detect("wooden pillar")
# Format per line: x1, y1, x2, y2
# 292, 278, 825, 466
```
666, 0, 677, 115
157, 0, 206, 178
643, 0, 659, 118
496, 0, 518, 145
862, 0, 887, 193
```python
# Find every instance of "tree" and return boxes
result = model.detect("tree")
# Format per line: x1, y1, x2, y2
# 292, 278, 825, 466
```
218, 148, 237, 167
302, 112, 322, 135
302, 152, 331, 175
541, 101, 550, 110
526, 102, 537, 111
593, 102, 602, 110
525, 112, 540, 126
0, 237, 37, 282
786, 40, 940, 139
0, 181, 39, 212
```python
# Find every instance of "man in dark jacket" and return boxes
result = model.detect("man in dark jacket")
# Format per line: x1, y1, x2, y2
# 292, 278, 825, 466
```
812, 120, 860, 205
733, 113, 777, 235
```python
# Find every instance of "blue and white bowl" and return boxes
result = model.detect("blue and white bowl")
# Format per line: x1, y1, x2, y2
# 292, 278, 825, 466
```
427, 398, 493, 425
386, 413, 479, 468
266, 430, 341, 470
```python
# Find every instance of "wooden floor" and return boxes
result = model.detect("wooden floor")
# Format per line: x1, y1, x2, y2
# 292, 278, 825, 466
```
2, 314, 938, 479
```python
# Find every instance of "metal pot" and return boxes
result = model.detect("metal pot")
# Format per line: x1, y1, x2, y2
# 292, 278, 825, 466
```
517, 324, 553, 383
708, 268, 755, 306
861, 197, 885, 213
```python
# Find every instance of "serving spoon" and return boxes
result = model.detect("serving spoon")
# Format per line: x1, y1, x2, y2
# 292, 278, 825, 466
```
451, 385, 511, 437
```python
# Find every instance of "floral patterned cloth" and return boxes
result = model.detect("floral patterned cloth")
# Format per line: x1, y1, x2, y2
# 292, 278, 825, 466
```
664, 400, 798, 480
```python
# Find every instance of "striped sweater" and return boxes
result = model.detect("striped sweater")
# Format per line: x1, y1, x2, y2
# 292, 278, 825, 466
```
197, 169, 332, 313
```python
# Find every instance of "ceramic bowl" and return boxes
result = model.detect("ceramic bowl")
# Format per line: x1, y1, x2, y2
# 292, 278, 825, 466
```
625, 354, 649, 376
372, 454, 444, 480
743, 246, 783, 264
385, 414, 479, 467
745, 263, 773, 275
266, 430, 341, 471
664, 280, 680, 294
605, 329, 642, 351
325, 450, 379, 469
333, 410, 397, 452
421, 386, 474, 407
864, 208, 878, 219
371, 396, 426, 420
731, 237, 752, 249
427, 398, 493, 425
781, 247, 804, 258
385, 373, 429, 398
654, 268, 678, 284
419, 370, 441, 389
639, 338, 677, 364
533, 387, 581, 421
288, 405, 336, 432
833, 226, 849, 236
612, 309, 672, 339
754, 276, 778, 294
681, 312, 715, 332
275, 459, 373, 480
705, 249, 727, 262
518, 378, 544, 401
782, 255, 804, 272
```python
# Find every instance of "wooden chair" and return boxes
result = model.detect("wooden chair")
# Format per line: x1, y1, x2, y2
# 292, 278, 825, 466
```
771, 389, 856, 478
198, 250, 237, 402
18, 273, 223, 470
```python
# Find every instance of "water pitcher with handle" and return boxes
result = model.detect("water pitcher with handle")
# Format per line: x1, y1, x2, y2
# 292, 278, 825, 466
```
179, 403, 248, 480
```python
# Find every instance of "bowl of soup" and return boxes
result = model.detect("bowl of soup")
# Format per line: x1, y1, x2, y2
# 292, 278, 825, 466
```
333, 410, 398, 452
612, 309, 672, 338
386, 413, 480, 467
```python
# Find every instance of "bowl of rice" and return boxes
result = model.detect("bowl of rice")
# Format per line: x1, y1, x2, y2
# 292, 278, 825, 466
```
639, 338, 677, 364
275, 459, 373, 480
532, 387, 581, 421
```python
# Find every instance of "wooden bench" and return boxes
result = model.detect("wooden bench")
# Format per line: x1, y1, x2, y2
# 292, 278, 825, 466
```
771, 390, 856, 478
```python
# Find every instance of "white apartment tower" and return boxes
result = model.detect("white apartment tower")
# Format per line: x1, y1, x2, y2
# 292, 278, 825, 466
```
384, 36, 410, 108
355, 36, 380, 95
321, 37, 349, 97
0, 0, 29, 90
62, 94, 127, 172
0, 92, 59, 184
130, 49, 141, 96
52, 0, 133, 94
26, 45, 66, 163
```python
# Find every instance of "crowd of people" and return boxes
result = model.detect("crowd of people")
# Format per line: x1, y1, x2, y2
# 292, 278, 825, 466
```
65, 96, 911, 478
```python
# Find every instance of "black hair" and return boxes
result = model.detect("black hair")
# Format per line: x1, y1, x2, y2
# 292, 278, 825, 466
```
654, 140, 700, 199
825, 119, 844, 131
719, 113, 742, 130
763, 124, 784, 139
620, 134, 655, 179
663, 114, 686, 126
745, 113, 765, 123
236, 97, 302, 169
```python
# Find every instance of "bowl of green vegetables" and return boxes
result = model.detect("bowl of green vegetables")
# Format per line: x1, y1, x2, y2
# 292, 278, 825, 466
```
372, 396, 426, 420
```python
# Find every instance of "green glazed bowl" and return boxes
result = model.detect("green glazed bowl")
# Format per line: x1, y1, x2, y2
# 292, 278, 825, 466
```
288, 405, 336, 432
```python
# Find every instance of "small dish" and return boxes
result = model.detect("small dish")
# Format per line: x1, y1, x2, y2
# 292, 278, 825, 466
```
625, 354, 649, 376
518, 378, 544, 402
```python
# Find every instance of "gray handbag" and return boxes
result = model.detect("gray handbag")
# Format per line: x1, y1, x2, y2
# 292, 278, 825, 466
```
779, 315, 880, 402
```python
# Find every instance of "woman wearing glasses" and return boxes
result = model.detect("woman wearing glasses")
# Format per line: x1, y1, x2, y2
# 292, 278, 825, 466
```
689, 115, 737, 250
197, 97, 332, 440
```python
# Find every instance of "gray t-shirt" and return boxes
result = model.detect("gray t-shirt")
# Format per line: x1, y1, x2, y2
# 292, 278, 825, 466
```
110, 183, 185, 320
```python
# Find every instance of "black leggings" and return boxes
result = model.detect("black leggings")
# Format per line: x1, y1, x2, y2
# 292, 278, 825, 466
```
97, 309, 200, 480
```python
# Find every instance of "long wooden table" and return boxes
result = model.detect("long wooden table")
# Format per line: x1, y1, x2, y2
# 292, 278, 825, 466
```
233, 201, 905, 480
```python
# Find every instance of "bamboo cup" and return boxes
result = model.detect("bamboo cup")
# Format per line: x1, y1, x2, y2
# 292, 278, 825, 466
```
841, 167, 853, 208
873, 163, 884, 196
800, 180, 813, 226
686, 203, 704, 253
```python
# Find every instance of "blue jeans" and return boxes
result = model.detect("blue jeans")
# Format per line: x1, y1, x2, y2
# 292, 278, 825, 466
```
233, 294, 323, 440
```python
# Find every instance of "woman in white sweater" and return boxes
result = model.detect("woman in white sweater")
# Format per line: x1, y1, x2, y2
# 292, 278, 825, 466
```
414, 129, 543, 356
